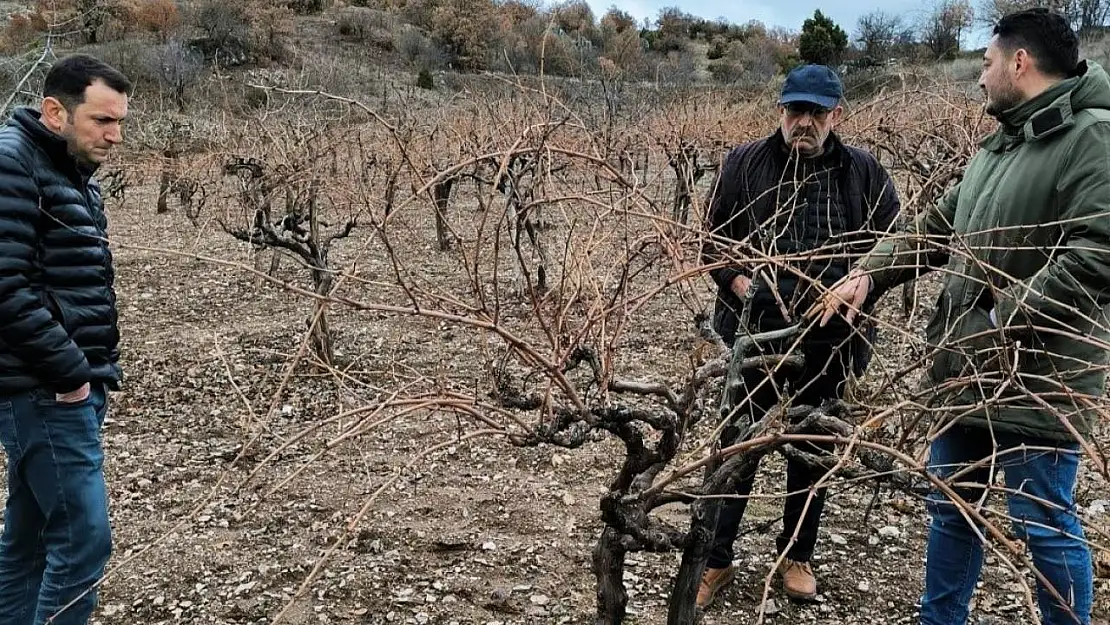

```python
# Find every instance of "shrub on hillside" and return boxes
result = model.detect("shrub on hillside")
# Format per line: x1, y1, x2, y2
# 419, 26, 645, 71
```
395, 25, 445, 71
707, 57, 744, 83
249, 5, 295, 63
493, 14, 546, 74
599, 24, 647, 77
707, 36, 728, 60
2, 1, 141, 48
189, 0, 251, 64
282, 0, 325, 14
704, 37, 785, 87
428, 0, 499, 71
130, 0, 181, 42
542, 31, 601, 77
84, 39, 159, 88
499, 0, 538, 27
399, 0, 436, 31
0, 13, 46, 54
654, 49, 699, 87
336, 7, 395, 51
553, 1, 599, 46
148, 39, 205, 111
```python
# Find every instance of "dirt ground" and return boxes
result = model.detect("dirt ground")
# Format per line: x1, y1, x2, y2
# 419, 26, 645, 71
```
18, 180, 1104, 625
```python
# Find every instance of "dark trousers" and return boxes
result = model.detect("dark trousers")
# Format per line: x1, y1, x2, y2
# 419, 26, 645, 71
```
707, 339, 851, 568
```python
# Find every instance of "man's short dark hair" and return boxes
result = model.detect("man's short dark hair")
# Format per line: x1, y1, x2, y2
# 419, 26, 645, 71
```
993, 8, 1079, 78
42, 54, 132, 110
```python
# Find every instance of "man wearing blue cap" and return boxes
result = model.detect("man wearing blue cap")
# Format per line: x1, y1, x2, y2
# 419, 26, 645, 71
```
698, 64, 900, 608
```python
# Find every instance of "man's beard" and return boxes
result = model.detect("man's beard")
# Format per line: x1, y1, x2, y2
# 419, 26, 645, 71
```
63, 132, 100, 170
985, 80, 1022, 118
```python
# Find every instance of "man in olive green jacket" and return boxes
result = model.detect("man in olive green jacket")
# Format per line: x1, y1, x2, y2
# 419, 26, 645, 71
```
811, 9, 1099, 625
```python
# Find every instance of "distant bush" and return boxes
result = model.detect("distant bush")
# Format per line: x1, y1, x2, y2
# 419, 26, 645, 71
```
282, 0, 325, 14
336, 7, 394, 51
704, 37, 784, 87
86, 39, 159, 87
417, 68, 434, 89
399, 0, 437, 31
428, 0, 499, 71
148, 39, 205, 111
189, 0, 251, 65
654, 49, 699, 87
707, 37, 728, 60
842, 67, 902, 99
192, 1, 249, 46
249, 5, 295, 63
130, 0, 181, 42
395, 25, 445, 71
599, 25, 647, 77
707, 58, 743, 83
0, 13, 45, 54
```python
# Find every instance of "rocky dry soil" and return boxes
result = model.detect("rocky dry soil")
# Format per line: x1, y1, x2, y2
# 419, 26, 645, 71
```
7, 186, 1104, 625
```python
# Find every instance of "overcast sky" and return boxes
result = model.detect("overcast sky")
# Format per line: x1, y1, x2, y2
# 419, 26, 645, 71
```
585, 0, 992, 48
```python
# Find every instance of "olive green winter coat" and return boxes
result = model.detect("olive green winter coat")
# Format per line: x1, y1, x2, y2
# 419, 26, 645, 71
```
859, 60, 1110, 442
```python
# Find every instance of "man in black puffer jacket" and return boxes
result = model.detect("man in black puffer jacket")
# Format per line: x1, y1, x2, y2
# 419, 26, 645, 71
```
695, 65, 900, 610
0, 54, 130, 625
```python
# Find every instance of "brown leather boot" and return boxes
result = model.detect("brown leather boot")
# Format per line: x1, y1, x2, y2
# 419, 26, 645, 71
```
777, 558, 817, 601
695, 565, 737, 609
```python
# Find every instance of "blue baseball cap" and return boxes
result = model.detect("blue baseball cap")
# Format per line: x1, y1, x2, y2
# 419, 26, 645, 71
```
779, 64, 843, 110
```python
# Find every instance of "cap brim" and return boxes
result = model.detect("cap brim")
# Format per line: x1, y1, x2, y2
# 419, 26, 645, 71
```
779, 93, 839, 109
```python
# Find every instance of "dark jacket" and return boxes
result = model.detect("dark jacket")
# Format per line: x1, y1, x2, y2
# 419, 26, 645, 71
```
0, 107, 121, 394
703, 130, 900, 372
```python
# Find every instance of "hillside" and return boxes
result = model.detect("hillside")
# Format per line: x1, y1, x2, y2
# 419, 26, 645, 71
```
0, 0, 990, 115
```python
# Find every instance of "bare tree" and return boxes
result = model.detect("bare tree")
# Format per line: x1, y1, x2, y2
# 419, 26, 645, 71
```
218, 120, 362, 365
665, 140, 715, 226
126, 114, 211, 217
147, 39, 204, 113
921, 0, 975, 59
1074, 0, 1110, 33
491, 150, 564, 294
977, 0, 1110, 33
856, 10, 906, 61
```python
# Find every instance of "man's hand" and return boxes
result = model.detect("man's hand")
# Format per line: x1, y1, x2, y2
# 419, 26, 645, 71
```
730, 275, 752, 298
56, 382, 90, 404
806, 272, 872, 327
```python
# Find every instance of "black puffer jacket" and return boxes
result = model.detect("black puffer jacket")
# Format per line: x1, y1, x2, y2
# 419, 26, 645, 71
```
702, 130, 900, 371
0, 107, 121, 394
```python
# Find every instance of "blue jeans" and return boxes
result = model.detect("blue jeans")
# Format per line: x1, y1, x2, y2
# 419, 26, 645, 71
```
922, 425, 1092, 625
0, 384, 111, 625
